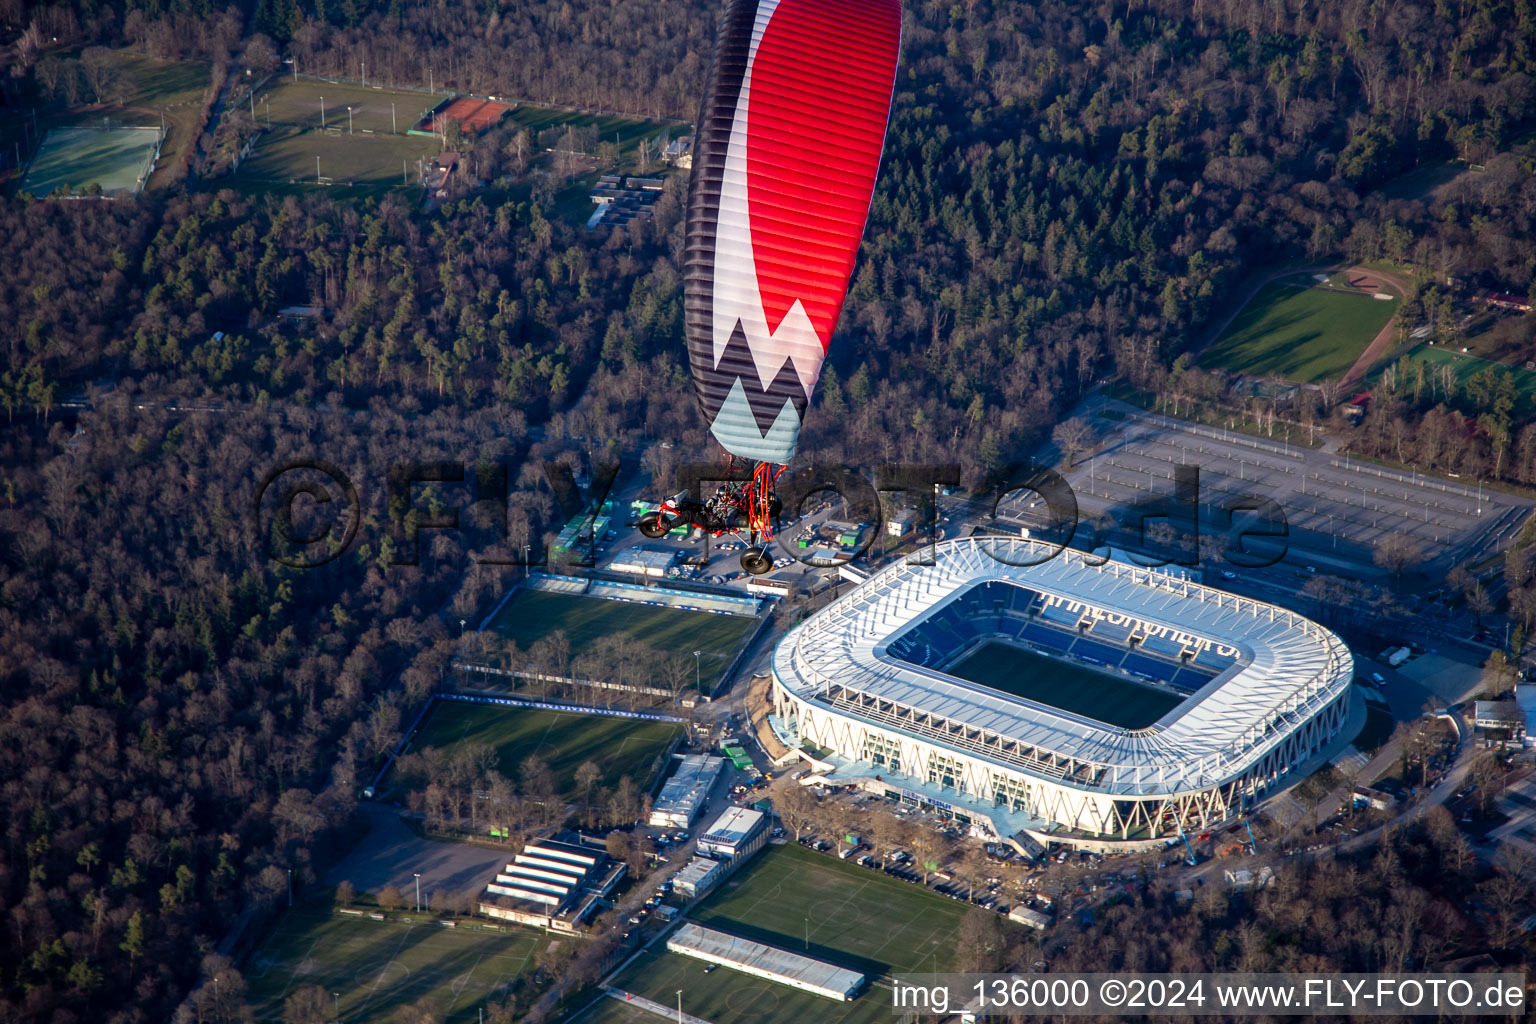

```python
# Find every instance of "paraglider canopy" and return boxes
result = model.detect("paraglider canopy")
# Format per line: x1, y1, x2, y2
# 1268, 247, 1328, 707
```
683, 0, 901, 466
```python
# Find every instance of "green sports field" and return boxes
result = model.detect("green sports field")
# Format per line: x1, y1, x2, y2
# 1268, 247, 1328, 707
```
256, 77, 446, 135
245, 909, 549, 1024
1200, 279, 1398, 381
233, 124, 440, 186
1396, 344, 1536, 413
404, 699, 681, 796
508, 104, 671, 162
234, 77, 447, 187
486, 588, 759, 692
22, 125, 159, 196
571, 998, 672, 1024
691, 842, 971, 976
606, 843, 981, 1024
607, 948, 894, 1024
948, 641, 1181, 729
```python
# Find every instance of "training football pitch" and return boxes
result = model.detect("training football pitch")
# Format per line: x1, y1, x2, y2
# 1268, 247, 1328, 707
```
1397, 344, 1536, 413
485, 588, 759, 692
403, 699, 681, 796
255, 77, 446, 135
606, 948, 895, 1024
605, 843, 978, 1024
947, 641, 1182, 729
507, 104, 667, 162
571, 998, 671, 1024
693, 842, 970, 976
22, 125, 160, 196
234, 77, 447, 187
1200, 279, 1398, 381
244, 909, 549, 1024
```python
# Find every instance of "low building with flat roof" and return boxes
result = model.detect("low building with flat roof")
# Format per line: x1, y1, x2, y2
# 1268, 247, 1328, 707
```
478, 836, 625, 931
697, 806, 768, 860
648, 754, 726, 828
1008, 905, 1051, 930
667, 923, 864, 1000
1473, 700, 1524, 744
608, 545, 676, 578
673, 855, 724, 898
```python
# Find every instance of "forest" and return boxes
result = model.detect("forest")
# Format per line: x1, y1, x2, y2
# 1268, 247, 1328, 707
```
2, 0, 1536, 1019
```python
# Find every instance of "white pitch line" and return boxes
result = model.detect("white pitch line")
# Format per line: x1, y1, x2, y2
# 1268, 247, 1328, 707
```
356, 923, 416, 1017
273, 936, 321, 1002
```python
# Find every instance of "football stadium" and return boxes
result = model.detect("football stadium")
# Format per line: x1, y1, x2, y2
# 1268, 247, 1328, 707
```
769, 538, 1354, 848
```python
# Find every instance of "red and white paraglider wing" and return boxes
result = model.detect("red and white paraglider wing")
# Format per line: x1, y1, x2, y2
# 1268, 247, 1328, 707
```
684, 0, 901, 465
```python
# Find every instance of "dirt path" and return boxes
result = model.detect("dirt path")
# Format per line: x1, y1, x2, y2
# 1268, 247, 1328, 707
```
1339, 265, 1414, 385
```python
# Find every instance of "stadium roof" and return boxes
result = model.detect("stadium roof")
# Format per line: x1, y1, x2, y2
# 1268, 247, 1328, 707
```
773, 538, 1352, 796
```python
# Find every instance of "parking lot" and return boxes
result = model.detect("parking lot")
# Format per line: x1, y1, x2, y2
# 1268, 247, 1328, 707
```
1041, 400, 1530, 572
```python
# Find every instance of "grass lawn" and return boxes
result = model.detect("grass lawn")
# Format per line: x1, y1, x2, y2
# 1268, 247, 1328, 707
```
245, 909, 549, 1024
690, 842, 973, 976
403, 699, 681, 796
1200, 279, 1398, 381
608, 948, 896, 1024
571, 997, 678, 1024
255, 77, 446, 135
947, 641, 1182, 729
229, 77, 449, 189
485, 588, 758, 692
231, 124, 441, 187
606, 843, 988, 1024
507, 104, 671, 163
1395, 344, 1536, 414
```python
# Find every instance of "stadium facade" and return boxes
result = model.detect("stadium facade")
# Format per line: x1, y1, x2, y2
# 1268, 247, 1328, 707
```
770, 538, 1353, 847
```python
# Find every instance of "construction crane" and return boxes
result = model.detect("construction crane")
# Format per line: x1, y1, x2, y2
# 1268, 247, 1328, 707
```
1176, 827, 1198, 866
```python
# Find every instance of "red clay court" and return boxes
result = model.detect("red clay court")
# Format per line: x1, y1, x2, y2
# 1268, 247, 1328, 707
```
416, 97, 511, 134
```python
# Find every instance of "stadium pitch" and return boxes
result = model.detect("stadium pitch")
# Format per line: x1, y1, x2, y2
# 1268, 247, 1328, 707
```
1200, 277, 1398, 381
485, 588, 758, 692
22, 125, 160, 197
403, 699, 681, 796
947, 640, 1182, 729
244, 909, 549, 1024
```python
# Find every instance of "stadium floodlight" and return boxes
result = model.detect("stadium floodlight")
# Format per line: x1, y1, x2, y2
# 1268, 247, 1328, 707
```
675, 990, 682, 1024
692, 650, 702, 692
414, 872, 421, 912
